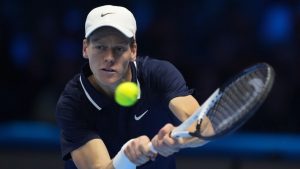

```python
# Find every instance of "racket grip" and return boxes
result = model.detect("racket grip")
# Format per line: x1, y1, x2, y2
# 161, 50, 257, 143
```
148, 142, 158, 154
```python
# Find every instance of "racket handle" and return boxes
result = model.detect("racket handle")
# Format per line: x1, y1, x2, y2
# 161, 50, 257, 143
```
170, 131, 192, 138
148, 142, 158, 154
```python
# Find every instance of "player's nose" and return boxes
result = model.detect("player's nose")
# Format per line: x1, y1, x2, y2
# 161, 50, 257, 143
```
104, 48, 115, 63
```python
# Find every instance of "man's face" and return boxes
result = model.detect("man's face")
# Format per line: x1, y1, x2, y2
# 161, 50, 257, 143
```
83, 27, 137, 89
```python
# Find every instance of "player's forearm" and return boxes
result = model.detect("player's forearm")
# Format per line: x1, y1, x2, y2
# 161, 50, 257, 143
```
71, 139, 118, 169
95, 161, 115, 169
74, 154, 133, 169
180, 137, 208, 148
100, 161, 115, 169
73, 160, 113, 169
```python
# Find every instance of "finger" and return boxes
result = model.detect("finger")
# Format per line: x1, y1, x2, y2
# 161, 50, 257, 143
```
125, 140, 142, 164
162, 133, 184, 150
156, 138, 180, 157
123, 144, 137, 163
149, 153, 157, 161
151, 135, 159, 149
135, 136, 152, 165
158, 145, 179, 156
152, 128, 175, 152
141, 142, 157, 161
138, 136, 154, 161
162, 134, 176, 146
157, 123, 173, 139
158, 148, 178, 157
135, 155, 149, 166
152, 137, 163, 157
154, 139, 169, 154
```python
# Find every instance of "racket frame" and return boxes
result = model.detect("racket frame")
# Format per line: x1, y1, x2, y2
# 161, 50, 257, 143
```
171, 89, 221, 138
148, 63, 275, 153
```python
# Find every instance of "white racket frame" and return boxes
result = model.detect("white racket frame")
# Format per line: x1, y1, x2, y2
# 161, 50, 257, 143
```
149, 89, 221, 153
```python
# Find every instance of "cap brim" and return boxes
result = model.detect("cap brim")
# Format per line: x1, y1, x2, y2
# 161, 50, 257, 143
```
85, 23, 133, 38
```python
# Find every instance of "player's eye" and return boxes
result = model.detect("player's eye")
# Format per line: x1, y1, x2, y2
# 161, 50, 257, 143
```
114, 46, 128, 55
95, 45, 107, 51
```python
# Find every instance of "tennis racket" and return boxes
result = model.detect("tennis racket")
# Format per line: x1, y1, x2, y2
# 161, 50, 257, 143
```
149, 62, 275, 153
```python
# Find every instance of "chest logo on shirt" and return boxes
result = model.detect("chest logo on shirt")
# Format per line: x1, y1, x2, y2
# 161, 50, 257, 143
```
134, 110, 149, 121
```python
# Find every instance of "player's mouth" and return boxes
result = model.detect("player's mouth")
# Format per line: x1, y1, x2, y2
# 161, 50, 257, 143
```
101, 68, 116, 73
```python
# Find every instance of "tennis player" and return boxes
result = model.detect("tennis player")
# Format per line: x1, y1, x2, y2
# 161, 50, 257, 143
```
55, 5, 212, 169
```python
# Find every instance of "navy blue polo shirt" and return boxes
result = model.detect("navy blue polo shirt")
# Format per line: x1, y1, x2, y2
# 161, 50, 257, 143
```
55, 56, 193, 169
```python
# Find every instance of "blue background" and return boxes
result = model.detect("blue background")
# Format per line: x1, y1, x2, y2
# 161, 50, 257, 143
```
0, 0, 300, 168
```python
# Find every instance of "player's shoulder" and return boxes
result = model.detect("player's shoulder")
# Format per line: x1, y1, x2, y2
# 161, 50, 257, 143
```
136, 56, 176, 73
56, 74, 84, 108
62, 74, 82, 95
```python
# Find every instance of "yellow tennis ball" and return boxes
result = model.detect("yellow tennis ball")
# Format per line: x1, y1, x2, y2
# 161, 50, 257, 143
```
115, 82, 139, 107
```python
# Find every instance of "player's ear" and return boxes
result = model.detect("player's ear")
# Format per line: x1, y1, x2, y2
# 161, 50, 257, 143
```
130, 41, 137, 61
82, 39, 89, 59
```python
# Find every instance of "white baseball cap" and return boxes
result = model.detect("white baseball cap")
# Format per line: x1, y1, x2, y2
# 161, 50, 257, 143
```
85, 5, 137, 39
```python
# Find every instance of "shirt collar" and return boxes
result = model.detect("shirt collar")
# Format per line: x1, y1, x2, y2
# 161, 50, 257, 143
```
79, 61, 141, 111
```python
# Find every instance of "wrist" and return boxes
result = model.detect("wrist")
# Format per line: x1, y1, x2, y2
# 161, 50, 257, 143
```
112, 140, 136, 169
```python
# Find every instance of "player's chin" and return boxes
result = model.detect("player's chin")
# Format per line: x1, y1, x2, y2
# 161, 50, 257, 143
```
96, 71, 117, 80
101, 77, 122, 86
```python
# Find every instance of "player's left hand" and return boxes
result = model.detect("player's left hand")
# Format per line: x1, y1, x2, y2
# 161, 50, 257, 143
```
123, 135, 156, 166
151, 123, 183, 157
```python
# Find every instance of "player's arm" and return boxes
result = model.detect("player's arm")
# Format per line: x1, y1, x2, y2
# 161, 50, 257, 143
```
71, 139, 112, 169
71, 136, 154, 169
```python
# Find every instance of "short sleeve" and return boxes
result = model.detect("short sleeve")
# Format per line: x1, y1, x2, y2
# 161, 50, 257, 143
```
55, 81, 99, 160
147, 59, 193, 103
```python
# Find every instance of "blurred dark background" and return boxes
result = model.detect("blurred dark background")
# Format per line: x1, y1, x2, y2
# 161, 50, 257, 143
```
0, 0, 300, 168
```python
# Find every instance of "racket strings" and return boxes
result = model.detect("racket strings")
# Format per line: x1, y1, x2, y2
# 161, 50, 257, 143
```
206, 66, 272, 136
209, 80, 252, 131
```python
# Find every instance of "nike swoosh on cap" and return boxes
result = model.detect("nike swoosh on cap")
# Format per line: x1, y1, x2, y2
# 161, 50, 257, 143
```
101, 12, 114, 17
134, 110, 149, 121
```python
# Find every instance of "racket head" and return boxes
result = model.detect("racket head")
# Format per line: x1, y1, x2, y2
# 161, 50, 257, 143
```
193, 63, 275, 140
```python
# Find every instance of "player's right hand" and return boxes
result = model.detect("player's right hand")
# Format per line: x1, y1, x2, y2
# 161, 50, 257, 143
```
151, 123, 182, 157
123, 136, 156, 166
